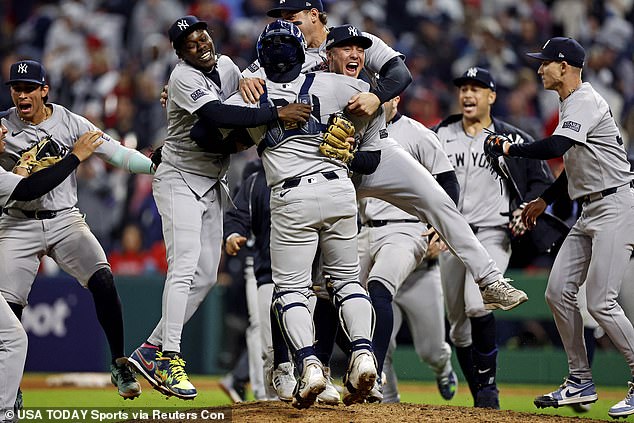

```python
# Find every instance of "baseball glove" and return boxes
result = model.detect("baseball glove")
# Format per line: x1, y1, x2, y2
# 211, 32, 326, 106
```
150, 145, 163, 168
483, 133, 510, 159
319, 112, 356, 164
15, 136, 66, 174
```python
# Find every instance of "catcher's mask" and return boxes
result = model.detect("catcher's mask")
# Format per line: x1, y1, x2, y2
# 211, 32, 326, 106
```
257, 20, 306, 78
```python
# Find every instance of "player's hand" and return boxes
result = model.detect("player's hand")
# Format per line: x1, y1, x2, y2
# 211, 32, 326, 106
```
71, 131, 105, 161
239, 78, 266, 104
347, 92, 381, 117
509, 204, 528, 236
160, 84, 168, 108
423, 228, 447, 260
225, 234, 247, 256
277, 103, 311, 124
521, 197, 547, 230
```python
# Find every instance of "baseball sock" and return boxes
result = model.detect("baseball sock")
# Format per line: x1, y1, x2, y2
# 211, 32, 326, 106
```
368, 280, 393, 377
470, 313, 497, 389
314, 297, 338, 365
87, 268, 125, 363
455, 345, 477, 399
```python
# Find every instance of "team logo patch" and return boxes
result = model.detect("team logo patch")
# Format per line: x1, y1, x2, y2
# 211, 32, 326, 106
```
247, 62, 260, 73
190, 89, 207, 101
379, 129, 388, 139
562, 121, 581, 132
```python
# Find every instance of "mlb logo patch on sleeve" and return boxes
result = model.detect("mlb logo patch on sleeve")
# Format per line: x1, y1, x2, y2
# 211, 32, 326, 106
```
191, 89, 207, 101
247, 62, 260, 73
379, 129, 388, 139
562, 121, 581, 132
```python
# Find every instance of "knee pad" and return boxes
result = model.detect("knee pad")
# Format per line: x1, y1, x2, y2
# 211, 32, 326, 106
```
271, 290, 312, 354
329, 280, 374, 343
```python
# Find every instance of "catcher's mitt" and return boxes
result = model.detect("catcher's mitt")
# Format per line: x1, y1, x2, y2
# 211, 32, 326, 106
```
15, 136, 66, 174
483, 133, 509, 159
319, 112, 356, 164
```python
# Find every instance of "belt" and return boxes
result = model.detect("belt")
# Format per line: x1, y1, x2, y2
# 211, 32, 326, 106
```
364, 219, 420, 228
469, 224, 508, 234
281, 170, 342, 189
580, 181, 634, 204
2, 208, 61, 220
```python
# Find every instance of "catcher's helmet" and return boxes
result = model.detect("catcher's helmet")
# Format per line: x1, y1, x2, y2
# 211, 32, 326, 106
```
257, 20, 306, 77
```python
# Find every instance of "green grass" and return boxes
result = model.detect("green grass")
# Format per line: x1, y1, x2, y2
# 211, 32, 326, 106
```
21, 374, 628, 422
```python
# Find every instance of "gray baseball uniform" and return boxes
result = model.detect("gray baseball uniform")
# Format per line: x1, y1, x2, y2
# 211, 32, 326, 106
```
145, 56, 239, 353
544, 82, 634, 379
435, 120, 511, 347
0, 105, 154, 307
226, 70, 379, 373
357, 114, 454, 399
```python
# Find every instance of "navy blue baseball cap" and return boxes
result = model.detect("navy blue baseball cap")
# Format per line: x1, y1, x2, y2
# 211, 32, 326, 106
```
453, 67, 496, 91
526, 37, 585, 68
325, 25, 373, 50
5, 60, 47, 86
168, 15, 208, 47
267, 0, 324, 18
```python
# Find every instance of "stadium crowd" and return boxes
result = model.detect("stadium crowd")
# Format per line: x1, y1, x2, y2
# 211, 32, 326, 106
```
1, 0, 633, 262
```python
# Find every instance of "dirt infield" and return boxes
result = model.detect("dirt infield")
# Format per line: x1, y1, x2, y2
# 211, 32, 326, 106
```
126, 401, 609, 423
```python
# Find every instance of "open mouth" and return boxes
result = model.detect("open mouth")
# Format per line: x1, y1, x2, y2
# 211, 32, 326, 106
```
345, 62, 359, 75
200, 50, 212, 61
18, 103, 33, 115
462, 102, 476, 113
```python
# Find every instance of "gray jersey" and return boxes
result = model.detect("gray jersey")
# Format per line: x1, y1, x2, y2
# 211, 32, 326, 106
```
0, 166, 21, 206
436, 121, 509, 227
163, 55, 239, 181
554, 82, 634, 199
242, 31, 402, 80
2, 105, 130, 211
225, 73, 385, 187
360, 114, 453, 222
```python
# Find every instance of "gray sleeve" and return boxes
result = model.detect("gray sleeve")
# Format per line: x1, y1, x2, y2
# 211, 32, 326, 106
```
0, 167, 22, 206
170, 66, 220, 115
417, 128, 455, 175
553, 98, 594, 145
362, 32, 403, 75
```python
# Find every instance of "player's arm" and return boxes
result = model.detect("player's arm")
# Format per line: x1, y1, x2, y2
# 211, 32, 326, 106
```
100, 135, 155, 174
10, 131, 103, 201
435, 170, 460, 205
521, 170, 568, 229
195, 100, 309, 128
505, 134, 576, 159
223, 174, 256, 256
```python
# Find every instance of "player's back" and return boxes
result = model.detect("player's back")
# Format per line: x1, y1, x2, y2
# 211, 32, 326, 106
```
260, 72, 373, 186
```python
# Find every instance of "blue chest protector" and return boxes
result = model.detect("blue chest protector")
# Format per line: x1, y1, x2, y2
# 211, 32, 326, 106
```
257, 73, 326, 156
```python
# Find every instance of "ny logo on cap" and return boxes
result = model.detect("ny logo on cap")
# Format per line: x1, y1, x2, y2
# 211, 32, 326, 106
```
177, 20, 189, 31
348, 26, 359, 36
280, 0, 285, 3
542, 40, 550, 49
17, 63, 28, 74
466, 67, 478, 78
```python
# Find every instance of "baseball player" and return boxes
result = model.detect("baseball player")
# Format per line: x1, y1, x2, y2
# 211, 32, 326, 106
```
0, 59, 158, 400
358, 94, 459, 403
126, 16, 311, 400
239, 4, 528, 311
434, 67, 553, 409
241, 0, 411, 119
223, 20, 385, 409
486, 37, 634, 418
0, 115, 103, 421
